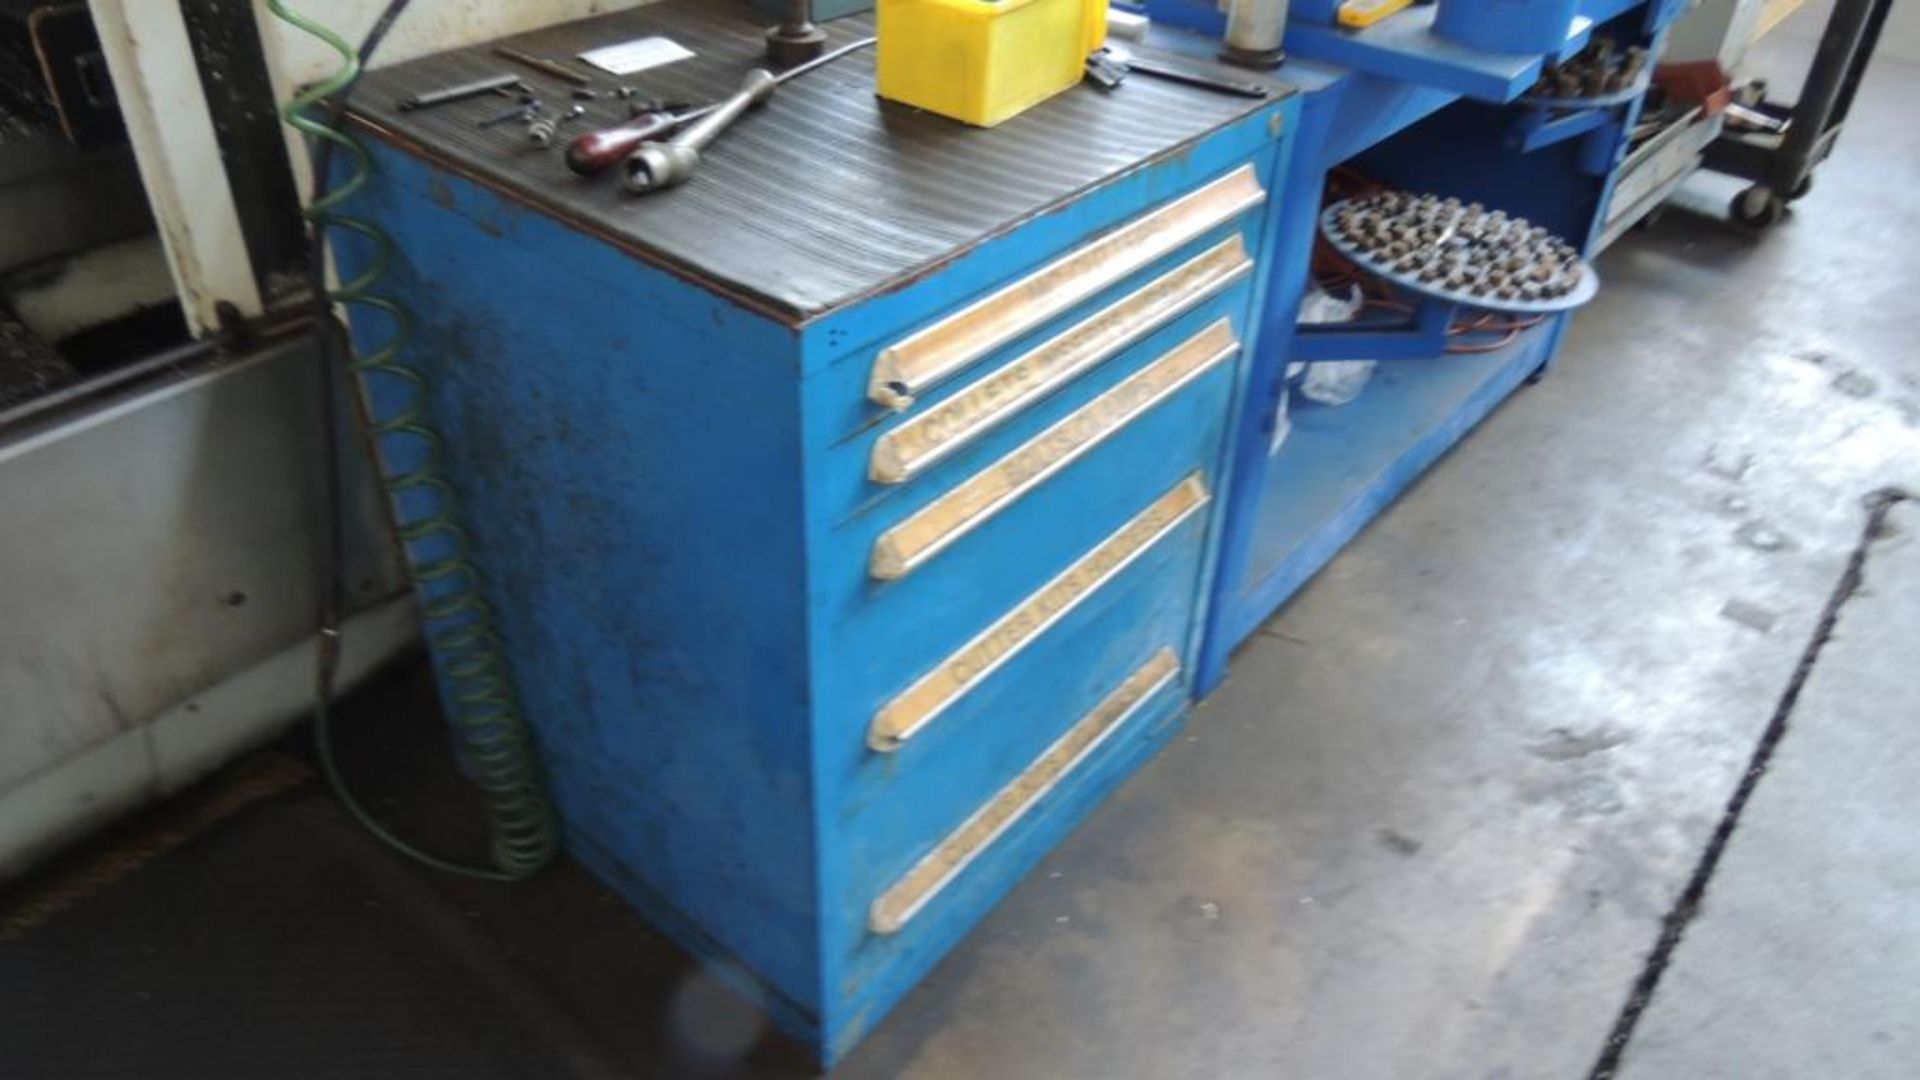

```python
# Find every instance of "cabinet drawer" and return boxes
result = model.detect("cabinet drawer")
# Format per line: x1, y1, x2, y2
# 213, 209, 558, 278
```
866, 164, 1266, 410
870, 474, 1209, 752
868, 235, 1254, 487
793, 156, 1274, 457
805, 319, 1239, 734
832, 495, 1204, 920
871, 320, 1235, 581
870, 646, 1183, 935
812, 268, 1256, 530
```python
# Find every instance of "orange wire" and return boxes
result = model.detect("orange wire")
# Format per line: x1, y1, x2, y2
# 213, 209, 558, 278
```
1312, 169, 1550, 356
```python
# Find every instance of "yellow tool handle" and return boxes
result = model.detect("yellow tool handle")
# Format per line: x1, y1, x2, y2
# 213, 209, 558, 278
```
1337, 0, 1418, 28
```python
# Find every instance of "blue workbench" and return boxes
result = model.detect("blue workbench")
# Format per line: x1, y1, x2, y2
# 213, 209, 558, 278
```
1141, 0, 1681, 692
329, 0, 1693, 1062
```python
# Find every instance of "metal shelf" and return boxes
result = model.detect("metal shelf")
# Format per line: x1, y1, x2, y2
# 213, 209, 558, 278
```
1282, 6, 1596, 103
1219, 322, 1557, 653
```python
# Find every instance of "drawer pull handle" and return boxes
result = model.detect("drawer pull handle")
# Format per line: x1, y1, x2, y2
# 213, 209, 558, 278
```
871, 320, 1237, 581
869, 647, 1182, 935
867, 165, 1266, 410
871, 473, 1209, 751
870, 235, 1254, 485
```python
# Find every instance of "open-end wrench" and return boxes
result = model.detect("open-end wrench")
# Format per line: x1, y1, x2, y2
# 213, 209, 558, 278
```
1086, 47, 1276, 99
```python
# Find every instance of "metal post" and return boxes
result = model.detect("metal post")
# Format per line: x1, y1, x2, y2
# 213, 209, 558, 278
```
1221, 0, 1288, 69
766, 0, 827, 67
1770, 0, 1875, 194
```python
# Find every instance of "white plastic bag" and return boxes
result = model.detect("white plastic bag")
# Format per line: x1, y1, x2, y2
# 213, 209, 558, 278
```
1295, 285, 1374, 407
1269, 378, 1293, 455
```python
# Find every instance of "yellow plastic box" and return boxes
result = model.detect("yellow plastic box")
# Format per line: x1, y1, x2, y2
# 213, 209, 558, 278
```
876, 0, 1109, 127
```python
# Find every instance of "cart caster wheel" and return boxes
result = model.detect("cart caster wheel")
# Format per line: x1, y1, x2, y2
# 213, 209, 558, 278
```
1732, 185, 1785, 228
1785, 174, 1814, 202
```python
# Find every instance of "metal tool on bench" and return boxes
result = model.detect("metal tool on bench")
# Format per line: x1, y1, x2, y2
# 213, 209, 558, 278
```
1085, 47, 1276, 98
398, 72, 523, 111
610, 35, 875, 191
477, 97, 543, 128
766, 0, 828, 66
527, 104, 587, 146
494, 44, 594, 87
565, 103, 694, 175
622, 69, 777, 193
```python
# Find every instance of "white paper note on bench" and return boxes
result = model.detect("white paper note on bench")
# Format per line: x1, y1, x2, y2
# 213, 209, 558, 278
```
578, 37, 694, 76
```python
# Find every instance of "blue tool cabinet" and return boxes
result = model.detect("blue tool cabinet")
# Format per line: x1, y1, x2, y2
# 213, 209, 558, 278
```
342, 2, 1296, 1062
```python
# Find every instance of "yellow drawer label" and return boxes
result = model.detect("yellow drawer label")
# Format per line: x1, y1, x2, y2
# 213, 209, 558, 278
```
871, 319, 1237, 581
869, 647, 1182, 935
870, 473, 1209, 751
868, 165, 1266, 409
870, 235, 1253, 485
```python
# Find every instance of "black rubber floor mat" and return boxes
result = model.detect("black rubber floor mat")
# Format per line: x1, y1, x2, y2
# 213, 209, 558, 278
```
0, 303, 76, 410
0, 661, 816, 1079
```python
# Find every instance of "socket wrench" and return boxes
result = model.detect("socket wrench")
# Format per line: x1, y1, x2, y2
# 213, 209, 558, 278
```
621, 69, 776, 194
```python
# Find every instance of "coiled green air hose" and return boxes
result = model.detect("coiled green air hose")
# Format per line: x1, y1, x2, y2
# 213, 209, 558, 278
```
269, 0, 557, 881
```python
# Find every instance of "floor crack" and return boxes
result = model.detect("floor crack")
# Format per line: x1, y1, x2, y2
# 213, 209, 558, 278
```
1255, 626, 1310, 646
1587, 486, 1912, 1080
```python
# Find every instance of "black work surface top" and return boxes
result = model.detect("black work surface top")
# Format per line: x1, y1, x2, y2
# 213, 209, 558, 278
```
348, 0, 1290, 324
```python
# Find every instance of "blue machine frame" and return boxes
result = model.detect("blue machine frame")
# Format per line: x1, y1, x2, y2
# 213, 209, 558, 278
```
1138, 0, 1683, 692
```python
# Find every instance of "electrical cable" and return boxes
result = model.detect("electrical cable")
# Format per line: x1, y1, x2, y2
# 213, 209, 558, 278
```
270, 0, 558, 881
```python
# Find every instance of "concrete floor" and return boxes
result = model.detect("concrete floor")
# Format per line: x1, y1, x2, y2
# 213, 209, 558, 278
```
836, 21, 1920, 1078
1616, 500, 1918, 1080
4, 14, 1918, 1080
